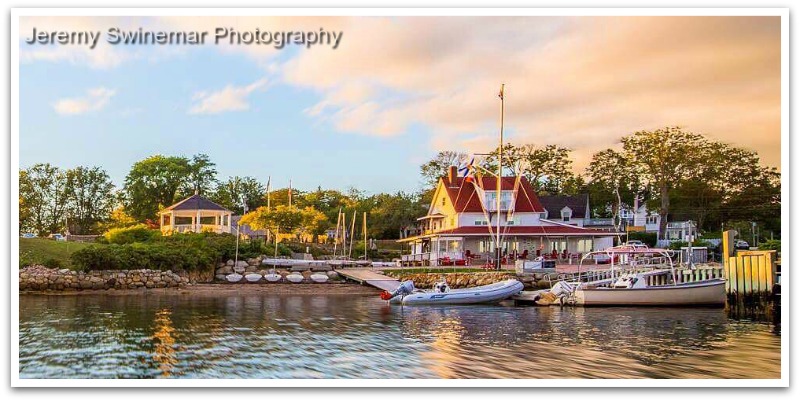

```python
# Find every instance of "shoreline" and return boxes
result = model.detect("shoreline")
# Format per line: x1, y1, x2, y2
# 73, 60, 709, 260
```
19, 282, 383, 296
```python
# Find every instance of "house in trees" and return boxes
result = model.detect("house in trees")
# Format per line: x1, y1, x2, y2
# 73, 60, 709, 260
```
159, 193, 233, 234
398, 167, 617, 266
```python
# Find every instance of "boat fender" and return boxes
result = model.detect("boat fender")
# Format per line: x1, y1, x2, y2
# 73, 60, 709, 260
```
380, 291, 393, 300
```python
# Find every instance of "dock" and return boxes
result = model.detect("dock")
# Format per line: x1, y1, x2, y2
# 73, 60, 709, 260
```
335, 269, 401, 292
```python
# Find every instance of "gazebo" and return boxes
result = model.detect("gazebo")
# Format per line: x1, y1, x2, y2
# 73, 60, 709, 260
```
159, 194, 233, 234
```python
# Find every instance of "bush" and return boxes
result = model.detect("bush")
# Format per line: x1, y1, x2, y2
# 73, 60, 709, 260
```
758, 239, 781, 252
626, 231, 658, 247
43, 258, 63, 269
70, 242, 217, 273
103, 224, 159, 245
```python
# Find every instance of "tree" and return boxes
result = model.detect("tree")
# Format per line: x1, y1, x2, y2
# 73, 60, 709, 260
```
420, 151, 466, 188
299, 206, 329, 241
621, 127, 707, 238
586, 149, 641, 228
183, 154, 217, 197
239, 204, 304, 240
122, 155, 192, 221
211, 176, 266, 215
19, 163, 68, 236
64, 166, 115, 234
368, 192, 427, 239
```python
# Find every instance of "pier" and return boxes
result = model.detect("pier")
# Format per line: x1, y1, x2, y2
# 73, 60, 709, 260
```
335, 269, 401, 292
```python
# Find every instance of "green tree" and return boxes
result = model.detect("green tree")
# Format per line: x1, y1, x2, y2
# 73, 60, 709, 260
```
183, 154, 217, 197
586, 149, 640, 226
122, 155, 192, 221
368, 192, 427, 239
19, 163, 68, 236
212, 176, 266, 214
621, 127, 707, 238
64, 166, 116, 234
420, 151, 466, 188
239, 204, 304, 240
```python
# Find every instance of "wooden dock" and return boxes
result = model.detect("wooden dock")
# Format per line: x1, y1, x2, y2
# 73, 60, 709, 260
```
335, 269, 401, 292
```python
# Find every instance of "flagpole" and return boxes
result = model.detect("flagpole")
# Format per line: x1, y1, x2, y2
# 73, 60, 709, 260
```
363, 212, 367, 261
288, 179, 292, 208
496, 84, 505, 271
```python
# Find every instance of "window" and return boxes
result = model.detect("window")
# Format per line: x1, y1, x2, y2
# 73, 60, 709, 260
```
507, 219, 515, 225
474, 220, 488, 226
577, 239, 592, 253
484, 191, 514, 211
449, 218, 455, 227
561, 207, 572, 222
646, 215, 658, 225
441, 197, 445, 206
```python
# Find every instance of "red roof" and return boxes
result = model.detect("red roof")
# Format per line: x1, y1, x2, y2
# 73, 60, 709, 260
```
433, 225, 614, 236
441, 176, 545, 213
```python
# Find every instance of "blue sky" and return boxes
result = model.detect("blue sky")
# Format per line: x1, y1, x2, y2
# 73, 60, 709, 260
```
18, 16, 781, 195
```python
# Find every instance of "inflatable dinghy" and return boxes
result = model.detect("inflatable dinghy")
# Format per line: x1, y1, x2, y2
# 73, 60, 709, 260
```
286, 273, 304, 283
244, 273, 263, 283
310, 273, 329, 283
265, 272, 282, 282
381, 279, 523, 305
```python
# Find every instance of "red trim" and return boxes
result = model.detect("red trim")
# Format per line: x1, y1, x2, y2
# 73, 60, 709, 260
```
442, 176, 545, 213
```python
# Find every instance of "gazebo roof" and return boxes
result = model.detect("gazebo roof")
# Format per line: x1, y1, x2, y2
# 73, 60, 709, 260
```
161, 194, 231, 213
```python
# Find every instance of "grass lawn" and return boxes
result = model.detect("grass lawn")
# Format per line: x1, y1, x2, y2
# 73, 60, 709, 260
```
19, 238, 102, 269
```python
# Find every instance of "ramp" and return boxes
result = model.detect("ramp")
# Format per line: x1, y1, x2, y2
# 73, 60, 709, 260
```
336, 269, 401, 292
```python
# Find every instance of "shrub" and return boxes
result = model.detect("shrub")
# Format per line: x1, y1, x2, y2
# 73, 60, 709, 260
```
43, 258, 63, 269
626, 231, 658, 247
104, 224, 159, 245
758, 239, 781, 252
70, 242, 217, 273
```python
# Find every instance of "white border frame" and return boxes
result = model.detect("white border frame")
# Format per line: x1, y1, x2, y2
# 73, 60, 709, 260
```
10, 7, 789, 388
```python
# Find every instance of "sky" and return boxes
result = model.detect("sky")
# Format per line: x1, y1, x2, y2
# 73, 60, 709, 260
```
18, 15, 781, 195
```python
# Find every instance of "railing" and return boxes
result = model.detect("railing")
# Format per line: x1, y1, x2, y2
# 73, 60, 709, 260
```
168, 224, 231, 234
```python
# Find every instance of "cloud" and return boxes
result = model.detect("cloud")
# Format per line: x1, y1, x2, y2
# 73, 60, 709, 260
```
188, 78, 268, 115
53, 87, 116, 115
279, 16, 781, 170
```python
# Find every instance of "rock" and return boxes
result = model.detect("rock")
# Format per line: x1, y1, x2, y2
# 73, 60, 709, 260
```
226, 259, 235, 266
245, 265, 258, 273
233, 265, 246, 274
247, 258, 260, 266
58, 269, 71, 274
235, 260, 248, 268
327, 271, 340, 280
215, 274, 227, 281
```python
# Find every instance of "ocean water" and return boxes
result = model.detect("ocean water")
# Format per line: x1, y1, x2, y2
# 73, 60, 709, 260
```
18, 293, 781, 379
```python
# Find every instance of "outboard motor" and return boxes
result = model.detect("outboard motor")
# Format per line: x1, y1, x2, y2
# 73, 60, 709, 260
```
380, 280, 416, 301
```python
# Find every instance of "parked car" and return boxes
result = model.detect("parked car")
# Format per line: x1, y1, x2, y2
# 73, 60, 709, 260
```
734, 240, 750, 250
48, 233, 67, 241
21, 233, 36, 238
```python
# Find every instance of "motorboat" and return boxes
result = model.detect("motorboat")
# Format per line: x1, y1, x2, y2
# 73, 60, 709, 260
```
381, 278, 524, 306
286, 273, 305, 283
244, 273, 263, 283
545, 246, 726, 306
225, 273, 243, 283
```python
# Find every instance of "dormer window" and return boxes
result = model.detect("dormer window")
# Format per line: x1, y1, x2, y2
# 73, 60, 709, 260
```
561, 207, 572, 222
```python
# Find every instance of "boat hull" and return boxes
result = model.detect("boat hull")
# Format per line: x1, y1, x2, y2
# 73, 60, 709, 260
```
286, 274, 304, 283
575, 279, 726, 306
244, 273, 263, 283
393, 279, 524, 306
310, 274, 328, 283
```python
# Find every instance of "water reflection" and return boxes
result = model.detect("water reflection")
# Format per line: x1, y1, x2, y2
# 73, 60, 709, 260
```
19, 294, 780, 379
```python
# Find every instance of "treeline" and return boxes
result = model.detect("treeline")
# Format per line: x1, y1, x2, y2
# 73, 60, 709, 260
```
425, 126, 780, 238
19, 154, 428, 239
19, 126, 780, 241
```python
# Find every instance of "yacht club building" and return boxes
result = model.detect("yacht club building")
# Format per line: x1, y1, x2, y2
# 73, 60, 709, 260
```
399, 167, 618, 266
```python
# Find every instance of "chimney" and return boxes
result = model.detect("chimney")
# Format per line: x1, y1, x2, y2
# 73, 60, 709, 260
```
447, 166, 458, 185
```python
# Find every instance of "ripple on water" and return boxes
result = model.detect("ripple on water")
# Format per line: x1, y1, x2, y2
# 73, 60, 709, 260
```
18, 294, 780, 379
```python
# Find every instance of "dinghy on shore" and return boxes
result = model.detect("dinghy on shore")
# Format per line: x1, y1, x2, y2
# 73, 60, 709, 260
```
381, 279, 523, 305
265, 272, 282, 282
286, 273, 304, 283
244, 273, 263, 283
310, 273, 329, 283
225, 273, 243, 283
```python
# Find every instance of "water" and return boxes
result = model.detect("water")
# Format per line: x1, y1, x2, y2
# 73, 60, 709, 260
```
19, 293, 781, 379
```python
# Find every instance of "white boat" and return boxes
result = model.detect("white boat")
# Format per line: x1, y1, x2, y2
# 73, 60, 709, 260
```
286, 273, 304, 283
265, 272, 282, 282
383, 279, 524, 305
310, 273, 329, 283
549, 246, 726, 307
225, 273, 243, 283
244, 273, 263, 283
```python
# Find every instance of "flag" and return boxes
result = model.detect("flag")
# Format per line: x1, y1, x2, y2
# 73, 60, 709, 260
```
498, 84, 504, 100
458, 157, 476, 183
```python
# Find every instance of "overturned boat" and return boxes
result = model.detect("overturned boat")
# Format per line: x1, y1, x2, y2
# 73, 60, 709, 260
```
380, 278, 524, 306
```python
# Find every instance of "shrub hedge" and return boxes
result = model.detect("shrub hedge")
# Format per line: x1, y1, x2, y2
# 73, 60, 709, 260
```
71, 232, 280, 272
103, 224, 159, 245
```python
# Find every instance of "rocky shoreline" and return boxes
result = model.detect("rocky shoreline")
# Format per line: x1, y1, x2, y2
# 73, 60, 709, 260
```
19, 265, 190, 291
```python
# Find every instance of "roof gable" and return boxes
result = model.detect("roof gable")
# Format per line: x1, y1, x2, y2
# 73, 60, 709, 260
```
539, 194, 589, 218
162, 194, 231, 212
438, 175, 545, 214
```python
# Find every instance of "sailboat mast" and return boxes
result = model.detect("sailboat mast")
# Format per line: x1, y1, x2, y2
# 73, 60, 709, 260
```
363, 212, 367, 260
349, 210, 356, 258
333, 207, 342, 258
496, 84, 505, 270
